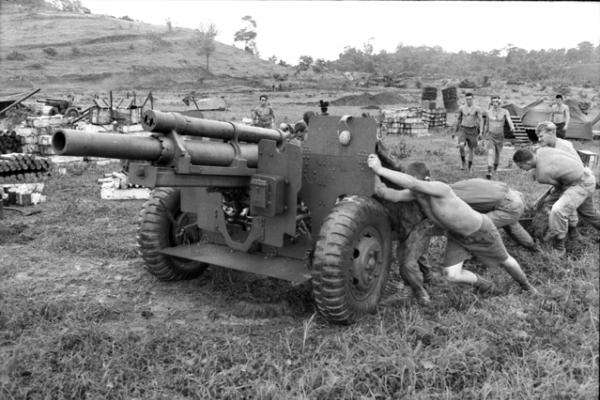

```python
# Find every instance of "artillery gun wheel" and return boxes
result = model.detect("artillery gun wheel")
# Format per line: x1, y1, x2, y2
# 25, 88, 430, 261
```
64, 107, 79, 118
311, 196, 392, 324
137, 188, 208, 280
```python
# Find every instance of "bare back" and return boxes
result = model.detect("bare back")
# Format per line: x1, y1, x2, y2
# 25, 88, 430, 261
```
536, 147, 584, 186
414, 185, 483, 236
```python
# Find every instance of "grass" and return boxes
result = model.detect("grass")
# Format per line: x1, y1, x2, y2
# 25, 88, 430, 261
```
0, 111, 598, 399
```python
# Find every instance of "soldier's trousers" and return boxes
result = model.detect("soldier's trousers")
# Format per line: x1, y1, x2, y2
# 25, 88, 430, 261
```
548, 168, 599, 239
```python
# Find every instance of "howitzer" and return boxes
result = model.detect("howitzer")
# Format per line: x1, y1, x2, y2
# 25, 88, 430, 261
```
52, 110, 391, 324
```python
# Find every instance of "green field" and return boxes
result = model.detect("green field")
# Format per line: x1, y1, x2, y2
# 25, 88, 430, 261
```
1, 117, 598, 399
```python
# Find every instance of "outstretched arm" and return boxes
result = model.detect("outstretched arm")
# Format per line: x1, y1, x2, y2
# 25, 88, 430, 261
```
367, 155, 450, 197
374, 176, 415, 202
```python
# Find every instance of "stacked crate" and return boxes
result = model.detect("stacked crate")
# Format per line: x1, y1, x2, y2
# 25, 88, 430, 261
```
422, 108, 447, 128
379, 107, 426, 136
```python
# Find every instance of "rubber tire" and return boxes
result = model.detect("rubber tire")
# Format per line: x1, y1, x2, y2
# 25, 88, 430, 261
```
311, 195, 392, 324
64, 107, 79, 118
137, 188, 207, 280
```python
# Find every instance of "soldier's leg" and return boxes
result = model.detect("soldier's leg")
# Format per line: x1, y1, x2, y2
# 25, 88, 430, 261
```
504, 223, 536, 249
499, 256, 538, 293
398, 223, 435, 304
576, 195, 600, 230
486, 140, 495, 179
493, 142, 502, 171
547, 184, 590, 241
443, 237, 494, 292
457, 128, 468, 169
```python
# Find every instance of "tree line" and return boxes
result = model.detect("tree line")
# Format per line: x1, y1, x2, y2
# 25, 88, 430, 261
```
317, 41, 600, 83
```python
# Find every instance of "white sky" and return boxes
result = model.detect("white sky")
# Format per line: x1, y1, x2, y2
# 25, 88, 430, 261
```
82, 1, 600, 63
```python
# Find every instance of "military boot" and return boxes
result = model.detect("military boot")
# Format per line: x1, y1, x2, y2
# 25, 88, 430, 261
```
473, 276, 495, 295
568, 226, 582, 241
460, 156, 466, 170
468, 161, 473, 171
553, 238, 566, 256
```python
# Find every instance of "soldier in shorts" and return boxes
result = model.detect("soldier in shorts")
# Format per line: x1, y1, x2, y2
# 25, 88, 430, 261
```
455, 93, 483, 171
367, 154, 538, 299
549, 94, 570, 139
375, 171, 537, 304
251, 94, 275, 128
483, 95, 514, 179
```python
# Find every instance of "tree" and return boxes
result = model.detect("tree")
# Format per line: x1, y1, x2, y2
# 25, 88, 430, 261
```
577, 41, 594, 63
234, 15, 258, 55
268, 55, 278, 64
296, 55, 313, 73
312, 58, 327, 73
197, 23, 218, 72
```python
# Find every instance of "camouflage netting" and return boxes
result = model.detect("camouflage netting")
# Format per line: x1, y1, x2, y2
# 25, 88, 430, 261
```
0, 154, 53, 183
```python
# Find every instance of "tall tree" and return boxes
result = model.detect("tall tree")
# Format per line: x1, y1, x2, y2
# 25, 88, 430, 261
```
197, 23, 218, 72
234, 15, 258, 55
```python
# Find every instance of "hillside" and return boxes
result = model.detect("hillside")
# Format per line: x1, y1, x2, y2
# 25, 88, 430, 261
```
0, 0, 293, 93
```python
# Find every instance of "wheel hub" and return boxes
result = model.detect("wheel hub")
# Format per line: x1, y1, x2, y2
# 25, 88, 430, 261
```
352, 236, 382, 293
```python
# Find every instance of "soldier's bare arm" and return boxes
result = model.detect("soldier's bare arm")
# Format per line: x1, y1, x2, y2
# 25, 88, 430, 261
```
367, 155, 450, 198
505, 110, 515, 132
456, 108, 463, 132
374, 176, 415, 202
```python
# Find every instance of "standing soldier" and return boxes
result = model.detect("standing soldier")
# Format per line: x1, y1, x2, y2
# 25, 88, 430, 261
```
548, 94, 570, 139
483, 95, 514, 179
455, 92, 483, 171
252, 94, 275, 128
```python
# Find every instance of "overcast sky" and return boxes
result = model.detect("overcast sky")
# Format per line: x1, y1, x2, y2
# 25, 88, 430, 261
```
82, 1, 600, 63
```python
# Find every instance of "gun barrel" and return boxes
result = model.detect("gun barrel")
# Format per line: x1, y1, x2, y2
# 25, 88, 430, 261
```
142, 109, 287, 143
51, 130, 258, 167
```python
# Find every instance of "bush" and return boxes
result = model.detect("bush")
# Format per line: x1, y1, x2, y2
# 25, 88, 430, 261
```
5, 51, 26, 61
43, 47, 57, 57
120, 15, 133, 21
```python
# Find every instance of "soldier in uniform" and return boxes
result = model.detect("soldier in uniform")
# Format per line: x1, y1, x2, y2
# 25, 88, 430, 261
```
549, 94, 570, 139
251, 94, 275, 128
455, 93, 483, 171
513, 147, 600, 253
483, 95, 514, 179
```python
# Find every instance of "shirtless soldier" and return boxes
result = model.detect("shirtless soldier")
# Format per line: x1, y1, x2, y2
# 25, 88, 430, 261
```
252, 94, 275, 128
537, 121, 578, 158
548, 94, 570, 139
513, 147, 600, 253
483, 96, 514, 179
455, 93, 483, 171
375, 171, 537, 304
367, 153, 537, 297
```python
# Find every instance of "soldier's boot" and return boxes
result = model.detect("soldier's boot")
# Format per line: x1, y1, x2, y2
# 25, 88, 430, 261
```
501, 262, 539, 294
568, 226, 582, 241
467, 161, 473, 171
553, 238, 566, 256
413, 287, 431, 306
473, 276, 495, 295
460, 155, 466, 170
